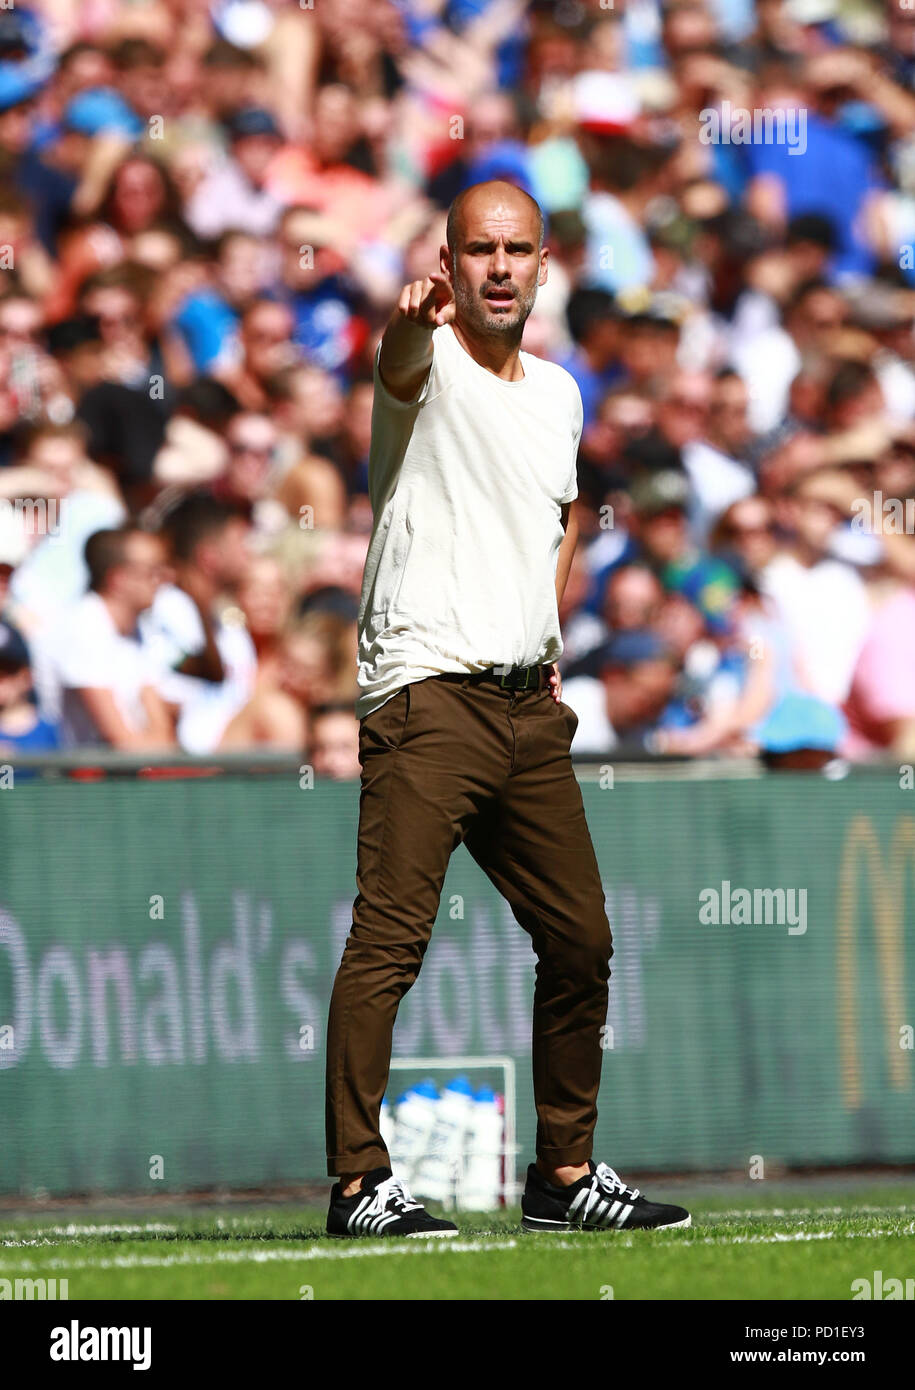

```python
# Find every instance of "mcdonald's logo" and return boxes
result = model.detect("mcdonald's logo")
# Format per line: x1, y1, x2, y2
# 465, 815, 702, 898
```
837, 814, 914, 1108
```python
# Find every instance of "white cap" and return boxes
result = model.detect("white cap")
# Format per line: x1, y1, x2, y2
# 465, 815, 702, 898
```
0, 507, 28, 567
572, 71, 640, 131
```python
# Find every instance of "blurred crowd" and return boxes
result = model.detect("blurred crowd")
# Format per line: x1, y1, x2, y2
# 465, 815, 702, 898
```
0, 0, 914, 772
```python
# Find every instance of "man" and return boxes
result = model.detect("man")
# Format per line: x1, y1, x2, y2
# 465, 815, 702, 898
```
628, 470, 741, 638
140, 496, 255, 755
310, 703, 360, 779
761, 475, 871, 708
325, 179, 691, 1238
0, 618, 58, 754
51, 526, 174, 750
561, 629, 681, 755
184, 107, 283, 241
681, 369, 757, 543
4, 420, 125, 629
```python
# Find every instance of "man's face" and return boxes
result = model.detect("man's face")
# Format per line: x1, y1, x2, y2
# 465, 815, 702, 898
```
27, 436, 83, 487
658, 373, 711, 448
639, 506, 688, 564
242, 303, 295, 378
721, 498, 777, 571
604, 658, 676, 730
0, 663, 31, 710
0, 297, 42, 344
619, 322, 679, 383
710, 376, 750, 453
233, 133, 280, 188
446, 192, 547, 340
226, 414, 278, 502
82, 287, 141, 345
311, 711, 360, 779
786, 493, 842, 554
313, 85, 358, 163
120, 532, 168, 613
203, 516, 252, 589
280, 213, 345, 291
219, 234, 265, 304
281, 633, 332, 703
790, 288, 846, 351
604, 568, 663, 630
237, 557, 289, 637
344, 383, 374, 455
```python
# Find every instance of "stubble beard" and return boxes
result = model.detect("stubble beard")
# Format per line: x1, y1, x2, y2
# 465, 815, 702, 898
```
453, 274, 538, 341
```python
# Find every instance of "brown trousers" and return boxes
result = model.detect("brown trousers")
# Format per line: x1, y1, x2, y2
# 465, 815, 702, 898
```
325, 668, 613, 1175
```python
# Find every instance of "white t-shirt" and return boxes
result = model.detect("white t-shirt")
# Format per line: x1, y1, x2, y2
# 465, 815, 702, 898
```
561, 674, 618, 754
759, 553, 871, 705
357, 322, 582, 718
140, 584, 257, 753
51, 592, 161, 748
682, 440, 756, 544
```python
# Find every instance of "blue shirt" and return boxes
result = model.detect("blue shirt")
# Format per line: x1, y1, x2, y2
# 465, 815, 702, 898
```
743, 113, 883, 278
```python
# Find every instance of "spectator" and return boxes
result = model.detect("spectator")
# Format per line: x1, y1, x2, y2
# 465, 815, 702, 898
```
141, 494, 255, 754
563, 630, 681, 754
760, 473, 871, 706
184, 107, 283, 240
220, 610, 357, 751
50, 525, 173, 750
4, 420, 125, 630
682, 368, 757, 541
309, 703, 361, 780
0, 0, 907, 768
0, 618, 58, 754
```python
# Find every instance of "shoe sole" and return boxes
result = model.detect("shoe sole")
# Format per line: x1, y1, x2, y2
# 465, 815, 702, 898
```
327, 1228, 460, 1240
521, 1213, 692, 1233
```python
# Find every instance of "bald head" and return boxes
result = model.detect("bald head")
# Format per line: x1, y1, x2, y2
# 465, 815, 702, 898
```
443, 180, 547, 342
446, 180, 544, 261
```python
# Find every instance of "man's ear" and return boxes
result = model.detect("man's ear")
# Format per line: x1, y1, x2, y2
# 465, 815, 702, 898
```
538, 247, 549, 287
440, 243, 453, 282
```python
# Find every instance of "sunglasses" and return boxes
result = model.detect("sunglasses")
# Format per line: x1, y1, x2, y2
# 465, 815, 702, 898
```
229, 442, 275, 459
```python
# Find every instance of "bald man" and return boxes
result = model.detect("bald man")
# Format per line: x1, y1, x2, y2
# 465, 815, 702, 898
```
325, 181, 690, 1238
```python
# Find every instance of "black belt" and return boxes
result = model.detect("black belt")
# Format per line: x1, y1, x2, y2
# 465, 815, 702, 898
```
432, 663, 551, 692
477, 662, 550, 692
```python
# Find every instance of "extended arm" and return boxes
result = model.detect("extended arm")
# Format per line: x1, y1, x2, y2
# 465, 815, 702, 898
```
378, 273, 455, 403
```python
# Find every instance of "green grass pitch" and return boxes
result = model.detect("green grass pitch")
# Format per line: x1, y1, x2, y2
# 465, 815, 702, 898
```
2, 1179, 913, 1301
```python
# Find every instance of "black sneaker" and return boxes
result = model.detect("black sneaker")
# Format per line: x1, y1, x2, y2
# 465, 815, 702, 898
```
521, 1160, 691, 1232
327, 1168, 459, 1238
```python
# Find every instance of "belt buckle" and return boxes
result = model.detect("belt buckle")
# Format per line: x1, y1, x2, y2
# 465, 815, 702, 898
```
497, 666, 514, 690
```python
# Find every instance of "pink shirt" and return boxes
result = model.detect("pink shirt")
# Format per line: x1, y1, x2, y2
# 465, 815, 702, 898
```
843, 586, 915, 755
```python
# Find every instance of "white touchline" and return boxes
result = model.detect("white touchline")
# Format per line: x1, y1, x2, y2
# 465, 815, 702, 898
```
0, 1239, 522, 1272
1, 1222, 180, 1245
1, 1223, 912, 1273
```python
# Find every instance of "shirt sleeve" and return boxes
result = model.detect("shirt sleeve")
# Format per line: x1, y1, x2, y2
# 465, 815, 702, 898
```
55, 608, 109, 688
143, 587, 206, 670
372, 330, 438, 412
561, 383, 582, 504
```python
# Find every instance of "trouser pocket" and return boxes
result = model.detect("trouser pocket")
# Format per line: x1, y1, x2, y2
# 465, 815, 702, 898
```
359, 683, 413, 754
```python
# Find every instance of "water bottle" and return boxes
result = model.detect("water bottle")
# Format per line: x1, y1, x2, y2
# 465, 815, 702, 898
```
460, 1085, 504, 1210
413, 1075, 475, 1207
388, 1079, 439, 1183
